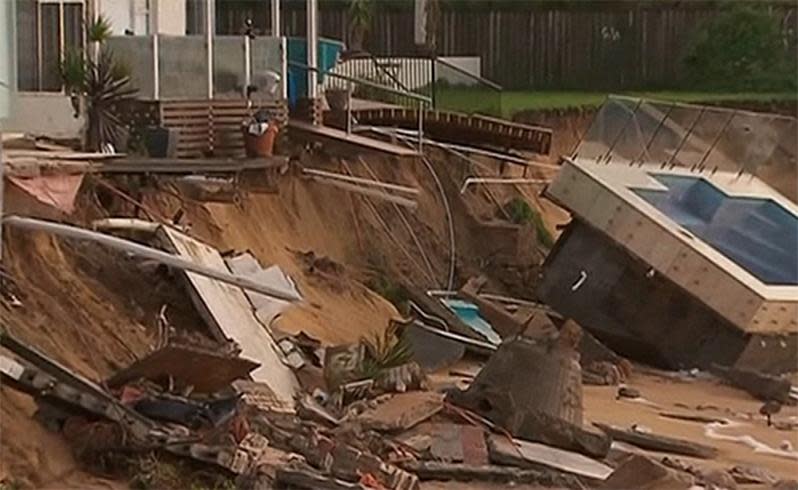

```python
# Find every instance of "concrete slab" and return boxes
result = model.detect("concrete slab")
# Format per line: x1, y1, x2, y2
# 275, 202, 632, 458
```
158, 228, 299, 410
487, 434, 613, 481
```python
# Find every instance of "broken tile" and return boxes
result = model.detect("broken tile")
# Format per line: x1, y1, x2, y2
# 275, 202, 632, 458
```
357, 391, 444, 432
602, 454, 694, 490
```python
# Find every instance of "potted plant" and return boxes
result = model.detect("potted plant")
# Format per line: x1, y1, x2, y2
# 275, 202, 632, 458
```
60, 16, 137, 152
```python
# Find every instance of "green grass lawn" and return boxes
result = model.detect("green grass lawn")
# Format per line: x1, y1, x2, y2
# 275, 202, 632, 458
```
433, 87, 797, 118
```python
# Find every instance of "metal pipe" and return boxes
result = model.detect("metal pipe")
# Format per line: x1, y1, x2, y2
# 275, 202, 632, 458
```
3, 216, 301, 302
346, 80, 352, 135
635, 102, 675, 163
666, 107, 706, 167
459, 177, 550, 194
301, 167, 419, 195
418, 101, 424, 152
435, 57, 502, 91
289, 61, 432, 104
367, 126, 556, 168
420, 153, 455, 291
306, 178, 418, 208
243, 34, 251, 98
355, 157, 436, 284
152, 33, 160, 99
91, 218, 160, 234
697, 110, 737, 170
205, 0, 214, 99
608, 94, 795, 121
271, 0, 281, 37
306, 0, 318, 99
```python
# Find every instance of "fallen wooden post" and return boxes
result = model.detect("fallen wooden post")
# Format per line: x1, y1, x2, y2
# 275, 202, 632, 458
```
593, 422, 718, 459
400, 461, 581, 488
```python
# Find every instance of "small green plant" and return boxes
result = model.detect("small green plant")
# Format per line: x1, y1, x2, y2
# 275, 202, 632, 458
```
88, 15, 113, 43
505, 197, 554, 249
358, 322, 414, 379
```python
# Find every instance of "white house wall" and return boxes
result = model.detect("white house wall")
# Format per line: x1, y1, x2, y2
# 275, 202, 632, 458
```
4, 93, 83, 139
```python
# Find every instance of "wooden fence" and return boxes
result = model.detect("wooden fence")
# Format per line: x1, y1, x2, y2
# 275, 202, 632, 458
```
217, 1, 797, 91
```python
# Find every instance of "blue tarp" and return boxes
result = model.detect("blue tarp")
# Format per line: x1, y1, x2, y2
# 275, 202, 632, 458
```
441, 299, 502, 345
286, 37, 345, 107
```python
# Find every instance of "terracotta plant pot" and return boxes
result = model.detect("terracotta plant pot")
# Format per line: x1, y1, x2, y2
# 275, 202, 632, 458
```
242, 123, 279, 158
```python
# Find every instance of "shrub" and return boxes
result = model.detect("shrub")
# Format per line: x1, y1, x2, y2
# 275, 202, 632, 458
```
682, 4, 797, 91
505, 197, 554, 249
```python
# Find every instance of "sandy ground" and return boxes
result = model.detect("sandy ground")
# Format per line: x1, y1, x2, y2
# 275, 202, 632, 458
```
583, 369, 798, 480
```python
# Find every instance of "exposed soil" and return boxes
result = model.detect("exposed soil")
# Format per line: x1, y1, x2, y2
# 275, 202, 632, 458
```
1, 102, 795, 487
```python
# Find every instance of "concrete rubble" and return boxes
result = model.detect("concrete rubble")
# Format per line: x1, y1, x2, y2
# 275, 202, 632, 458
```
3, 99, 796, 488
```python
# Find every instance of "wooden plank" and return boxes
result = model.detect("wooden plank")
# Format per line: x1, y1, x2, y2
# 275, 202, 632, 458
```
157, 227, 299, 411
593, 423, 718, 459
288, 120, 418, 157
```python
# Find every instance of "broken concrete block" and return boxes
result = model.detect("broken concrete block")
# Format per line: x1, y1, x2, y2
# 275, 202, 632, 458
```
487, 434, 613, 481
617, 386, 641, 399
712, 364, 793, 404
276, 463, 367, 490
448, 334, 610, 457
602, 454, 695, 490
728, 465, 778, 485
357, 391, 444, 432
583, 361, 627, 385
398, 423, 488, 465
373, 362, 428, 393
450, 335, 584, 426
774, 480, 798, 490
702, 469, 737, 490
594, 423, 718, 459
329, 443, 419, 490
296, 393, 341, 426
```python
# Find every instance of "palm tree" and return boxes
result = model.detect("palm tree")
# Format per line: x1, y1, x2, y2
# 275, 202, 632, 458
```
60, 16, 137, 151
347, 0, 373, 54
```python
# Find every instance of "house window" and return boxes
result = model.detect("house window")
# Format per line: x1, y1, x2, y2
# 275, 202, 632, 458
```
17, 0, 85, 92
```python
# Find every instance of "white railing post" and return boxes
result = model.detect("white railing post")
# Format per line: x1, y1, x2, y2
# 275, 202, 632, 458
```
206, 0, 214, 99
271, 0, 281, 37
244, 35, 251, 98
152, 34, 159, 99
346, 80, 353, 135
306, 0, 318, 99
418, 102, 424, 152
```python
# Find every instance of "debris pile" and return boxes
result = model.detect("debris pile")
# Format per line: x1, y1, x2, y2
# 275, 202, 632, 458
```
3, 119, 797, 487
